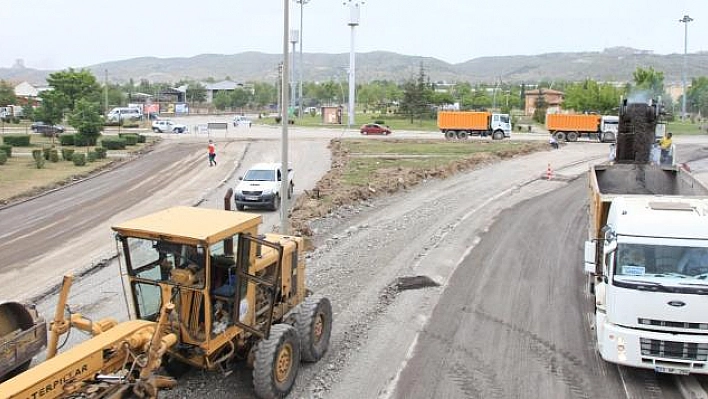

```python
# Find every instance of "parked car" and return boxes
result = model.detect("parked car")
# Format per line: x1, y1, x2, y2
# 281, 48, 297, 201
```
31, 122, 65, 136
233, 115, 252, 127
152, 120, 187, 133
360, 123, 391, 135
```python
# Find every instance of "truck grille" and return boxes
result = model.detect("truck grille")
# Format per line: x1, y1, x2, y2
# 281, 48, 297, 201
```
638, 318, 708, 331
640, 338, 708, 361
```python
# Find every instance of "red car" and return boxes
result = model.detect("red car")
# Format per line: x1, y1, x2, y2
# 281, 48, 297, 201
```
360, 123, 391, 135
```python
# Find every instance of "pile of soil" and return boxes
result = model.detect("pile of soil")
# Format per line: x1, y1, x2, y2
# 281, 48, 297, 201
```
289, 139, 547, 236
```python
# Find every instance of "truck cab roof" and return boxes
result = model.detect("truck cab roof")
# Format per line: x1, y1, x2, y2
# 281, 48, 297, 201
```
610, 197, 708, 240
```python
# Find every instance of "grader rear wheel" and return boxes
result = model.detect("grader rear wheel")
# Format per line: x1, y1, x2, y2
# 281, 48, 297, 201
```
253, 324, 301, 399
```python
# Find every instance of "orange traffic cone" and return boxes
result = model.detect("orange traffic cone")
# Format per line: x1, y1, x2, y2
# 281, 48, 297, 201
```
546, 163, 553, 180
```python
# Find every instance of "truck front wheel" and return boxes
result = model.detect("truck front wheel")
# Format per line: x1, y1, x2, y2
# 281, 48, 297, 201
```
601, 132, 615, 143
492, 130, 504, 140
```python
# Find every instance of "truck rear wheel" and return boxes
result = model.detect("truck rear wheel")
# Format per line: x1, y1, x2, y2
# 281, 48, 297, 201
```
456, 131, 468, 140
253, 324, 301, 399
295, 296, 333, 362
444, 130, 456, 140
566, 131, 579, 142
554, 132, 566, 142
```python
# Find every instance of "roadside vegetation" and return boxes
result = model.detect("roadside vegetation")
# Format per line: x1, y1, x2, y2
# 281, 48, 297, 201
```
289, 138, 548, 235
0, 133, 154, 204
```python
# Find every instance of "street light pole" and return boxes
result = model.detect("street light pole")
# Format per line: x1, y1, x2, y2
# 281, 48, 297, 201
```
290, 29, 299, 117
345, 1, 362, 128
679, 14, 693, 121
296, 0, 310, 119
280, 0, 291, 233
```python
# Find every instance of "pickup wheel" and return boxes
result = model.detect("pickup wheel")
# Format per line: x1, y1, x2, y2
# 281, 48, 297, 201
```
288, 183, 294, 200
152, 128, 160, 133
236, 204, 245, 211
271, 194, 280, 212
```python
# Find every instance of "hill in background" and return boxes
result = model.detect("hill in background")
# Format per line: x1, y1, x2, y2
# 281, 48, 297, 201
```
2, 47, 707, 86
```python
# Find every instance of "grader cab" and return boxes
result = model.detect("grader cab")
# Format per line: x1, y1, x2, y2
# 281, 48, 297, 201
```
112, 206, 332, 398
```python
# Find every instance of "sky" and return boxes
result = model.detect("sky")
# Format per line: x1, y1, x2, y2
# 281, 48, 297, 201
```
1, 0, 706, 70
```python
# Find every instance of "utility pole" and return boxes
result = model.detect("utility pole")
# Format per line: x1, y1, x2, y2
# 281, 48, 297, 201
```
290, 29, 299, 117
104, 70, 109, 115
679, 14, 693, 121
345, 1, 362, 128
280, 0, 291, 233
296, 0, 310, 119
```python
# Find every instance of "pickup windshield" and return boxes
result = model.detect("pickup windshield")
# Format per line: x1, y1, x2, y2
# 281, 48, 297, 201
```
614, 243, 708, 283
244, 170, 276, 181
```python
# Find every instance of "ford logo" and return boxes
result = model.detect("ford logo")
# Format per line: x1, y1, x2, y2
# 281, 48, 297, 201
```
668, 301, 686, 307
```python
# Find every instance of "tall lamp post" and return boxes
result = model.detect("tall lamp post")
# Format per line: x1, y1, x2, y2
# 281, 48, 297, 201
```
290, 29, 299, 117
296, 0, 310, 119
679, 14, 693, 121
344, 1, 362, 128
280, 0, 291, 233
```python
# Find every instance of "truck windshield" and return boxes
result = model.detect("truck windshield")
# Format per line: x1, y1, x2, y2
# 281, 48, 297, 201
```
500, 115, 510, 123
614, 243, 708, 281
244, 170, 275, 181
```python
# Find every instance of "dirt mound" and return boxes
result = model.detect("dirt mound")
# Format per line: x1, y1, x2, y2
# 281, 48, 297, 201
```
290, 139, 547, 236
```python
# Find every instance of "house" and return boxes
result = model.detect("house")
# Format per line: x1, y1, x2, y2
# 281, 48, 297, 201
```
14, 81, 52, 101
204, 81, 255, 103
524, 89, 564, 115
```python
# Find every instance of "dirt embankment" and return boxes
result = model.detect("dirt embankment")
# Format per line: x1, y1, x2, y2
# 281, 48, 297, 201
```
289, 139, 548, 236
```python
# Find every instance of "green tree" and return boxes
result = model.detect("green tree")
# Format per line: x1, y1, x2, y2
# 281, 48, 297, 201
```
68, 99, 103, 144
230, 88, 252, 109
0, 80, 16, 106
533, 90, 548, 123
399, 64, 434, 122
213, 91, 231, 110
686, 76, 708, 117
253, 82, 277, 108
45, 68, 101, 112
632, 67, 665, 99
35, 90, 68, 125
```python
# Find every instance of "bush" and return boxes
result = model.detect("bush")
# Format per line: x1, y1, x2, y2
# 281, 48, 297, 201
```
74, 134, 97, 147
120, 134, 138, 146
32, 150, 45, 169
72, 153, 86, 166
0, 144, 11, 157
31, 149, 42, 161
0, 151, 6, 165
61, 148, 75, 161
94, 147, 107, 159
49, 149, 59, 163
2, 135, 30, 147
43, 147, 52, 160
101, 138, 127, 150
137, 134, 146, 143
87, 151, 98, 162
59, 134, 75, 146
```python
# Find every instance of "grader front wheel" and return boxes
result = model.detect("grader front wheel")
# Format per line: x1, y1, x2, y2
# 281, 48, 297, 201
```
253, 324, 301, 399
295, 296, 333, 362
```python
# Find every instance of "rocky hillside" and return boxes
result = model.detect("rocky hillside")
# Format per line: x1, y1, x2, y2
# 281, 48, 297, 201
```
2, 47, 707, 85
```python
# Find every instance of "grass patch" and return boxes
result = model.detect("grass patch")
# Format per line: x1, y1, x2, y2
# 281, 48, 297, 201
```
289, 138, 548, 235
667, 121, 707, 135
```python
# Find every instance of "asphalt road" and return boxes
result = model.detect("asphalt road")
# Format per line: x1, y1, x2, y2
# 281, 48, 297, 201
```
391, 178, 683, 399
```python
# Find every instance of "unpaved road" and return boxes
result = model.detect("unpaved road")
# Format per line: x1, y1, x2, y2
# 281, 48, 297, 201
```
4, 129, 708, 398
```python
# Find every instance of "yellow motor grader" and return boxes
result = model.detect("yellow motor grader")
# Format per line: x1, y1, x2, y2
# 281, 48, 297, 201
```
0, 206, 333, 399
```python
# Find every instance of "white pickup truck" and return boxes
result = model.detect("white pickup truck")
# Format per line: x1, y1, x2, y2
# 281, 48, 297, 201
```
152, 119, 187, 133
234, 163, 294, 211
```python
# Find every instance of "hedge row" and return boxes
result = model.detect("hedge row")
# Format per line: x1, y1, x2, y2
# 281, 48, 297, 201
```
2, 135, 30, 146
101, 138, 127, 150
0, 151, 6, 165
0, 144, 11, 157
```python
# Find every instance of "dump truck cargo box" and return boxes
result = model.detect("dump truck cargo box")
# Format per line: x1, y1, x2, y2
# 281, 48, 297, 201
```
437, 111, 490, 131
547, 114, 600, 133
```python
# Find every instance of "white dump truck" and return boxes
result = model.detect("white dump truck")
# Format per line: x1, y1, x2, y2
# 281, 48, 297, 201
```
585, 100, 708, 375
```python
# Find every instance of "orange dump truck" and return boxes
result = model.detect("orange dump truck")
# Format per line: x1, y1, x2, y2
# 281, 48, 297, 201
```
437, 111, 511, 140
546, 114, 618, 143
